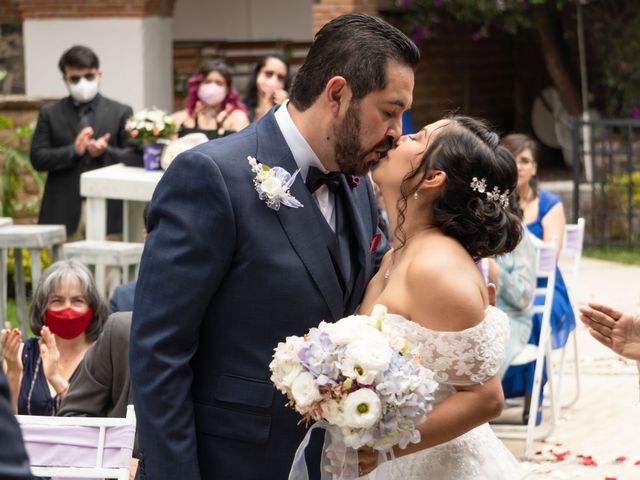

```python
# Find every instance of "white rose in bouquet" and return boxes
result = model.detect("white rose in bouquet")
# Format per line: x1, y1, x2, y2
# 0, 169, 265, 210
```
291, 372, 322, 408
340, 329, 392, 385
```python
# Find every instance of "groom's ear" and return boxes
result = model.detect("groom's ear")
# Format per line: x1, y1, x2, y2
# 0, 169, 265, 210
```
325, 76, 350, 117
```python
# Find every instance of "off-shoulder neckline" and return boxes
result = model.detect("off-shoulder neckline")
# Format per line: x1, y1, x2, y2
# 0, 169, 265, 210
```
384, 305, 504, 336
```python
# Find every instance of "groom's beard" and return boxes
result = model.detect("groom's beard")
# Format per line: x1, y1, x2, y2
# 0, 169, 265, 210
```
334, 102, 394, 176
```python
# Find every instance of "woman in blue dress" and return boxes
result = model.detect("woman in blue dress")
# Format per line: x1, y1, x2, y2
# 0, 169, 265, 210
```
500, 133, 576, 424
1, 259, 107, 415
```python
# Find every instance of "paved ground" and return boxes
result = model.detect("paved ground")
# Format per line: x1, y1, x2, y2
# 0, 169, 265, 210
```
496, 257, 640, 479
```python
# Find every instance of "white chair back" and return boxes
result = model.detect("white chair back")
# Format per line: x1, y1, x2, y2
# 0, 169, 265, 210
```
559, 217, 585, 296
16, 404, 136, 480
493, 238, 557, 459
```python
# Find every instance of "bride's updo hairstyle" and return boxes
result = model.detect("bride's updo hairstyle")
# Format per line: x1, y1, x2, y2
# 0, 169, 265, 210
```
397, 115, 522, 260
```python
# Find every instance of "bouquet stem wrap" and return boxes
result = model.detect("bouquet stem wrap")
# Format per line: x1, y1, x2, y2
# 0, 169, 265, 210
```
288, 421, 397, 480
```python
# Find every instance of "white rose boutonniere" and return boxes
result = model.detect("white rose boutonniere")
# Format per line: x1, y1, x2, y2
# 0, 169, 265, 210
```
248, 156, 303, 210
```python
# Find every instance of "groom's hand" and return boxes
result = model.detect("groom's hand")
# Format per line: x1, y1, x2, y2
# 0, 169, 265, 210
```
487, 283, 497, 307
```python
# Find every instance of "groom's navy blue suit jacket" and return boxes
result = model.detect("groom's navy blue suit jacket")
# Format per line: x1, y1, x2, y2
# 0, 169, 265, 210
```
130, 110, 384, 480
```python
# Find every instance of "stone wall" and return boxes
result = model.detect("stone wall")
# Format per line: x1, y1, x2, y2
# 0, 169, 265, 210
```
0, 0, 25, 94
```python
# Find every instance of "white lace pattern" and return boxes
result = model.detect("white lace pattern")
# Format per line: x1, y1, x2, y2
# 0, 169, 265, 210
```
384, 306, 509, 386
367, 306, 525, 480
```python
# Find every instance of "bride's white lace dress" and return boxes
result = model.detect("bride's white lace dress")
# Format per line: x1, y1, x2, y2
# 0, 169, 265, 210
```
372, 306, 525, 479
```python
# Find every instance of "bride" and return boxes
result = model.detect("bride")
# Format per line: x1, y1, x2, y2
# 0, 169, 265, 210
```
357, 115, 525, 479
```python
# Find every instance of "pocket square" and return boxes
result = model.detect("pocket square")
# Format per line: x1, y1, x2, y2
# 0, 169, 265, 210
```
370, 233, 381, 253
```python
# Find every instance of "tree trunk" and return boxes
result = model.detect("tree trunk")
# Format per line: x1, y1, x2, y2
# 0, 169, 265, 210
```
531, 5, 583, 116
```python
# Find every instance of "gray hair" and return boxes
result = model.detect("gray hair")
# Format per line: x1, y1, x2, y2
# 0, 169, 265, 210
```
29, 259, 107, 341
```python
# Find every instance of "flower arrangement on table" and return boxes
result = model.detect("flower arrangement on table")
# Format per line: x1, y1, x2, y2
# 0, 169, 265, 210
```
124, 108, 176, 170
125, 108, 176, 144
270, 304, 438, 478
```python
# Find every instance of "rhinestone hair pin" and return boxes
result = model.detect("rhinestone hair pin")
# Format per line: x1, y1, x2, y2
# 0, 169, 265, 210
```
470, 177, 510, 209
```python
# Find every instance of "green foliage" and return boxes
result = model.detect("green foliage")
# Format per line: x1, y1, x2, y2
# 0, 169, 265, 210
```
0, 115, 44, 217
601, 13, 640, 118
583, 246, 640, 266
5, 248, 53, 300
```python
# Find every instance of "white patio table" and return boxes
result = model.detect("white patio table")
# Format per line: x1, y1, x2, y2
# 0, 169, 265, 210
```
80, 164, 164, 242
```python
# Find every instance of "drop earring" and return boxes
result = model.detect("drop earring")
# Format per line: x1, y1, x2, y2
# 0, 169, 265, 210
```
413, 191, 419, 200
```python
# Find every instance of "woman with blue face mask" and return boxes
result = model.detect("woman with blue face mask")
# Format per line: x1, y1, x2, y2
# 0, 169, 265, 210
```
171, 60, 250, 140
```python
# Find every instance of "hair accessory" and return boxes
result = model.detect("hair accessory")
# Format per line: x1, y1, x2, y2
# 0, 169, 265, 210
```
470, 177, 509, 209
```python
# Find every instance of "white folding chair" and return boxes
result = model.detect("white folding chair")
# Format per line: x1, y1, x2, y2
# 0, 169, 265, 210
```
493, 239, 558, 459
16, 404, 136, 480
554, 217, 585, 411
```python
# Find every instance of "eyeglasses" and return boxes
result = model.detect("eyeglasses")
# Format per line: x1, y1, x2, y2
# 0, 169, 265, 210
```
67, 73, 97, 84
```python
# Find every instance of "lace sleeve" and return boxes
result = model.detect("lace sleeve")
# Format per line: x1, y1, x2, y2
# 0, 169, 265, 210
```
409, 307, 510, 386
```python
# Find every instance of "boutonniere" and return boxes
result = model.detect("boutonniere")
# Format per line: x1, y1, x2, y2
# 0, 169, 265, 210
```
347, 175, 360, 188
248, 156, 303, 211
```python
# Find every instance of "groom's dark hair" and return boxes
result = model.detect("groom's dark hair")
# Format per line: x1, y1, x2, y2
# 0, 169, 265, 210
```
290, 13, 420, 111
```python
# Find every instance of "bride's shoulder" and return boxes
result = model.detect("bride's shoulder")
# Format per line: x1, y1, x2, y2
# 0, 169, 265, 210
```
406, 240, 486, 332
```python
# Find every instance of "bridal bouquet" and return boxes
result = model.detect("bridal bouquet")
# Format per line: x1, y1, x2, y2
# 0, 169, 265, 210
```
270, 305, 438, 461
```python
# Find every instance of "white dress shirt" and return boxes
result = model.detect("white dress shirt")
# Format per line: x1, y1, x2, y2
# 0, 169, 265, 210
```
274, 101, 336, 231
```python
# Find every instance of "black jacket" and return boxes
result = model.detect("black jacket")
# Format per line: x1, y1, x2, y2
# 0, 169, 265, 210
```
31, 94, 140, 234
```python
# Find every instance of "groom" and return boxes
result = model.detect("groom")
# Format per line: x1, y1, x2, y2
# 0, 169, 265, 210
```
130, 13, 419, 480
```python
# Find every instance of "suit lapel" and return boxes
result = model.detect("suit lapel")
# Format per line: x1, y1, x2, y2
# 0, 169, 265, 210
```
61, 97, 81, 135
254, 113, 344, 320
337, 177, 372, 313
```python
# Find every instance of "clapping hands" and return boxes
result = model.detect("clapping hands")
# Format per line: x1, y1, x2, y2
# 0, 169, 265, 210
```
39, 326, 69, 396
74, 127, 110, 158
1, 328, 23, 374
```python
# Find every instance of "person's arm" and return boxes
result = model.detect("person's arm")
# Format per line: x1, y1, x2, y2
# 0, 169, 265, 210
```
359, 257, 505, 474
579, 303, 640, 361
39, 327, 69, 400
1, 328, 23, 413
541, 201, 566, 256
30, 107, 89, 172
129, 149, 236, 480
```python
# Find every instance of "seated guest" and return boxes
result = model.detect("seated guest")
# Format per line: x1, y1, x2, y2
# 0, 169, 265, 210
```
58, 311, 132, 419
501, 133, 575, 425
172, 60, 250, 140
244, 54, 291, 122
1, 259, 107, 414
486, 193, 537, 379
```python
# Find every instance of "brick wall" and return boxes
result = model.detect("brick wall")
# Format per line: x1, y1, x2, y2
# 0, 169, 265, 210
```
412, 25, 516, 132
0, 0, 19, 22
312, 0, 377, 33
15, 0, 176, 19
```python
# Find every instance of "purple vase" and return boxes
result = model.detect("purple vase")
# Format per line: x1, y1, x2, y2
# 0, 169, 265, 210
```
143, 143, 163, 171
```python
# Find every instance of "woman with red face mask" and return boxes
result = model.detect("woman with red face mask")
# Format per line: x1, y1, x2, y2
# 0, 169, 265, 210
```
171, 60, 250, 141
1, 259, 107, 415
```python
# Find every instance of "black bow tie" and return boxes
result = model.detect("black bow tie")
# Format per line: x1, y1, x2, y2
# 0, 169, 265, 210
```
306, 166, 343, 194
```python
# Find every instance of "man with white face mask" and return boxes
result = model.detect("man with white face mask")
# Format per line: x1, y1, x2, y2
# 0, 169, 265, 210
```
31, 45, 140, 239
